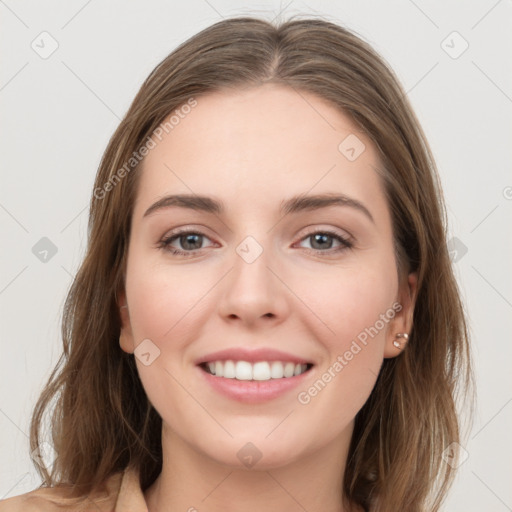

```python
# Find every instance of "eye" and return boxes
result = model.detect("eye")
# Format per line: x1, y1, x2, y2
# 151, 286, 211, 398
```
296, 229, 353, 255
158, 228, 353, 258
158, 229, 215, 257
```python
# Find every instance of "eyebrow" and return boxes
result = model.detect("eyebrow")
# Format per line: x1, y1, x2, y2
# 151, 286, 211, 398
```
143, 193, 374, 223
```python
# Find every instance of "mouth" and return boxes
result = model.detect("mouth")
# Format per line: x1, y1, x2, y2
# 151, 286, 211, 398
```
199, 360, 314, 381
195, 347, 316, 403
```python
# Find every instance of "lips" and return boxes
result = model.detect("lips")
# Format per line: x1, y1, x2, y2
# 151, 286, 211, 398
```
195, 347, 315, 401
195, 347, 314, 366
196, 348, 314, 381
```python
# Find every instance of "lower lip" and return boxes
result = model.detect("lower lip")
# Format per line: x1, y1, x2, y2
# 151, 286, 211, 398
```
197, 365, 313, 403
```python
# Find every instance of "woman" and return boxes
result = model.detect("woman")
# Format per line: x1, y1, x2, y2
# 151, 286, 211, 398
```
0, 15, 474, 512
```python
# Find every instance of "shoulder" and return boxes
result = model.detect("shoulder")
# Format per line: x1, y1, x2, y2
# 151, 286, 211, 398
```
0, 470, 128, 512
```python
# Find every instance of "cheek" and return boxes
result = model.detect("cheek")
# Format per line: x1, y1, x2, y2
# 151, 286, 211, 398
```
299, 260, 398, 349
125, 253, 211, 344
292, 269, 397, 436
124, 254, 208, 419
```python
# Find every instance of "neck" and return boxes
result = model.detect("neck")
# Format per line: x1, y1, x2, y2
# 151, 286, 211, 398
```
144, 423, 358, 512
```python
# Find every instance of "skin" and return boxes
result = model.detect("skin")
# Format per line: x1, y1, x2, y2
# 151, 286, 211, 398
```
118, 83, 417, 512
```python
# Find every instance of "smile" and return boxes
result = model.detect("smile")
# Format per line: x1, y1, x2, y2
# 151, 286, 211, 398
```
200, 360, 313, 380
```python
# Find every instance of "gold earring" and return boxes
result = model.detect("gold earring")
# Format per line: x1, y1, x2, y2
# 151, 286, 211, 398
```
393, 333, 409, 349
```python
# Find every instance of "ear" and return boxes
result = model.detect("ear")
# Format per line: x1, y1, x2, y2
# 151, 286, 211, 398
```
383, 271, 418, 358
118, 289, 135, 354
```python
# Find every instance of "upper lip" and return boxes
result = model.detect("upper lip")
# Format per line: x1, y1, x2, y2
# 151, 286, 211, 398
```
195, 347, 314, 365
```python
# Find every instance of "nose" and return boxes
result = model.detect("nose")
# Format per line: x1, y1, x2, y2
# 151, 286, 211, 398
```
217, 239, 289, 328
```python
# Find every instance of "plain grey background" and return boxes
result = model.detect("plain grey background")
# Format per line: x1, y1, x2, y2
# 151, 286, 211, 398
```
1, 1, 511, 510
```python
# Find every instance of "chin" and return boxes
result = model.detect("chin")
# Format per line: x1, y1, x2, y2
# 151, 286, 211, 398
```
190, 430, 309, 471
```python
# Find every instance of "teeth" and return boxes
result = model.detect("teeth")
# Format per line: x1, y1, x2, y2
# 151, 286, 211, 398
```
252, 362, 270, 381
204, 360, 309, 380
235, 361, 252, 380
224, 360, 236, 379
270, 361, 284, 378
283, 362, 295, 378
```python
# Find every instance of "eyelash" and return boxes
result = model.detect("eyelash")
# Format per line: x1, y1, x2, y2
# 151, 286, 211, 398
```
157, 228, 353, 258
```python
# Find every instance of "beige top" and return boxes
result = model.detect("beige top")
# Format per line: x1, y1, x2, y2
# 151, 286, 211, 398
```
0, 466, 147, 512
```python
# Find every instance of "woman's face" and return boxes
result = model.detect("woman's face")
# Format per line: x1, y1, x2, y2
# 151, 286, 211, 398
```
119, 83, 416, 469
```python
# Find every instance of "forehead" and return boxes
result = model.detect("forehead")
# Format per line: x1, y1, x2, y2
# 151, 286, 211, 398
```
135, 83, 386, 217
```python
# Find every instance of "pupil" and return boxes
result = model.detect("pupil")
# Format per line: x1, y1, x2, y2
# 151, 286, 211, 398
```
312, 233, 332, 250
182, 234, 201, 250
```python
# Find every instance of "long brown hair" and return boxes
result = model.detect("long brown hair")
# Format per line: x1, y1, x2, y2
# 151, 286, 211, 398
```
29, 14, 474, 511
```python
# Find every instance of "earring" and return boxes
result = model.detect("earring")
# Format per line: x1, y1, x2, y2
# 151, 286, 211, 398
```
393, 333, 409, 349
